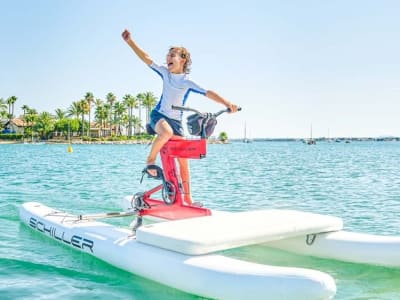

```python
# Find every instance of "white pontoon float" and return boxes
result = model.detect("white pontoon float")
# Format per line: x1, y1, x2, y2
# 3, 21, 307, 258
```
20, 202, 338, 300
121, 195, 400, 268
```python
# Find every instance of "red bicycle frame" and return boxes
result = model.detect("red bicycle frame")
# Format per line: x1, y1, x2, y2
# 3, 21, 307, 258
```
138, 138, 212, 220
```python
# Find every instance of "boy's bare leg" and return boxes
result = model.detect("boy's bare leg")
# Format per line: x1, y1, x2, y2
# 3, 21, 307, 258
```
146, 119, 173, 176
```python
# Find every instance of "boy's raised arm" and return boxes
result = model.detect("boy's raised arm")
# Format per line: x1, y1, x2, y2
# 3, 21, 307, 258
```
122, 29, 153, 66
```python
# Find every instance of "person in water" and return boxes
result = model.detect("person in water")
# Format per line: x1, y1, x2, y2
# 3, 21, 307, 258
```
122, 28, 239, 204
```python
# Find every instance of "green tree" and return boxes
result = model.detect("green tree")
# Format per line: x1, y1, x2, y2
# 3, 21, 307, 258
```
84, 92, 94, 136
136, 93, 144, 133
123, 94, 138, 137
95, 103, 109, 137
1, 98, 8, 131
219, 131, 228, 143
141, 91, 157, 125
54, 108, 67, 120
35, 112, 55, 140
78, 99, 89, 137
69, 100, 88, 137
113, 101, 126, 136
54, 108, 68, 138
106, 92, 116, 134
25, 108, 38, 141
21, 104, 30, 137
69, 118, 81, 134
0, 98, 7, 118
54, 118, 68, 139
68, 101, 81, 119
131, 116, 141, 135
6, 96, 17, 121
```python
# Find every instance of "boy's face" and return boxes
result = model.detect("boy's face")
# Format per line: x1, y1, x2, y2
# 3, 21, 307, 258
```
166, 50, 186, 74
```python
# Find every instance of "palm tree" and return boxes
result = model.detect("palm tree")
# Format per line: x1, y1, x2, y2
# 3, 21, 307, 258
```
113, 101, 126, 136
141, 91, 157, 125
21, 104, 29, 115
0, 98, 7, 118
0, 98, 7, 132
93, 98, 103, 136
95, 103, 109, 137
53, 108, 68, 138
7, 96, 17, 121
123, 94, 138, 137
25, 108, 38, 142
103, 103, 111, 136
68, 101, 80, 138
21, 104, 30, 137
136, 93, 144, 134
68, 101, 81, 119
78, 99, 89, 137
35, 112, 55, 140
84, 92, 94, 137
131, 116, 141, 135
106, 92, 116, 135
121, 114, 129, 137
68, 101, 87, 137
94, 98, 103, 107
54, 108, 67, 120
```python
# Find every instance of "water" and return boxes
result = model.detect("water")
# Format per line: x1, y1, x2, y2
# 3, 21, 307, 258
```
1, 141, 400, 299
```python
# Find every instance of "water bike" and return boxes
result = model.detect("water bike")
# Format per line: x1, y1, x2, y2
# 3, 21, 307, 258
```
19, 106, 338, 300
127, 105, 226, 231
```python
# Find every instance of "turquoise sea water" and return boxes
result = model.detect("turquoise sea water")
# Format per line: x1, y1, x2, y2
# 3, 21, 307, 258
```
1, 141, 400, 299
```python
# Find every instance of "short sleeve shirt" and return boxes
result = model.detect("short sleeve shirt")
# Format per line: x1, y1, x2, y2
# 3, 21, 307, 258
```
149, 62, 207, 121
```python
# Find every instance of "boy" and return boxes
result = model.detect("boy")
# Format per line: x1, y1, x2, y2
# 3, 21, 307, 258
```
122, 29, 239, 204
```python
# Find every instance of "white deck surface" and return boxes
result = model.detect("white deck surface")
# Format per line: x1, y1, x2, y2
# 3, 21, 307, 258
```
136, 209, 343, 255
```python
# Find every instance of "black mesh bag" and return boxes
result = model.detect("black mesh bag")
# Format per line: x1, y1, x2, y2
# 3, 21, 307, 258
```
186, 114, 217, 138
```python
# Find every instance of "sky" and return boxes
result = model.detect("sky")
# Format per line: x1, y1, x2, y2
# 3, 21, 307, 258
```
1, 0, 399, 139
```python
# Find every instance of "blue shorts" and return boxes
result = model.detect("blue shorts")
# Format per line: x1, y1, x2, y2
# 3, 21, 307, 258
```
150, 110, 184, 137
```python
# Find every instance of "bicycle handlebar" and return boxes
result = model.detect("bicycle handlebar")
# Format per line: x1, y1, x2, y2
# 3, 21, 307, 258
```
171, 105, 241, 118
171, 105, 241, 138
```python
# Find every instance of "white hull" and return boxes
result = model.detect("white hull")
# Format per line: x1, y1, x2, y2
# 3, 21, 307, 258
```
122, 196, 400, 268
20, 202, 336, 300
266, 231, 400, 268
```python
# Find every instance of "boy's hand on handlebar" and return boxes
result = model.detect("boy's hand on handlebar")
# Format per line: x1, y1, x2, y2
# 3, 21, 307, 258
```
227, 103, 240, 113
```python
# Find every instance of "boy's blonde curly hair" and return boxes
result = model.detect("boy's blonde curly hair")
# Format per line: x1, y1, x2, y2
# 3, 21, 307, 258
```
169, 46, 192, 74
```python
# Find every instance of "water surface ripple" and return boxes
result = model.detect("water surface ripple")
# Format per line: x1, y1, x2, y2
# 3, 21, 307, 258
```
1, 141, 400, 299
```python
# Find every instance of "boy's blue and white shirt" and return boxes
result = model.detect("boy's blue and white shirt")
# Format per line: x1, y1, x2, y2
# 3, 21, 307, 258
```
149, 62, 207, 121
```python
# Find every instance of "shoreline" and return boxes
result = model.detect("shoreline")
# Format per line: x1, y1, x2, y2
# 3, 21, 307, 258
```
0, 137, 228, 145
0, 139, 151, 145
1, 137, 399, 145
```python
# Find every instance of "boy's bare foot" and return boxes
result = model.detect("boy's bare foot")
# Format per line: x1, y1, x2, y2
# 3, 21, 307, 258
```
145, 165, 159, 177
146, 159, 158, 177
184, 195, 193, 205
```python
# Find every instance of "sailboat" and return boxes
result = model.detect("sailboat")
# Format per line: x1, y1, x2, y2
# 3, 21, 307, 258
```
307, 124, 316, 145
243, 122, 252, 143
